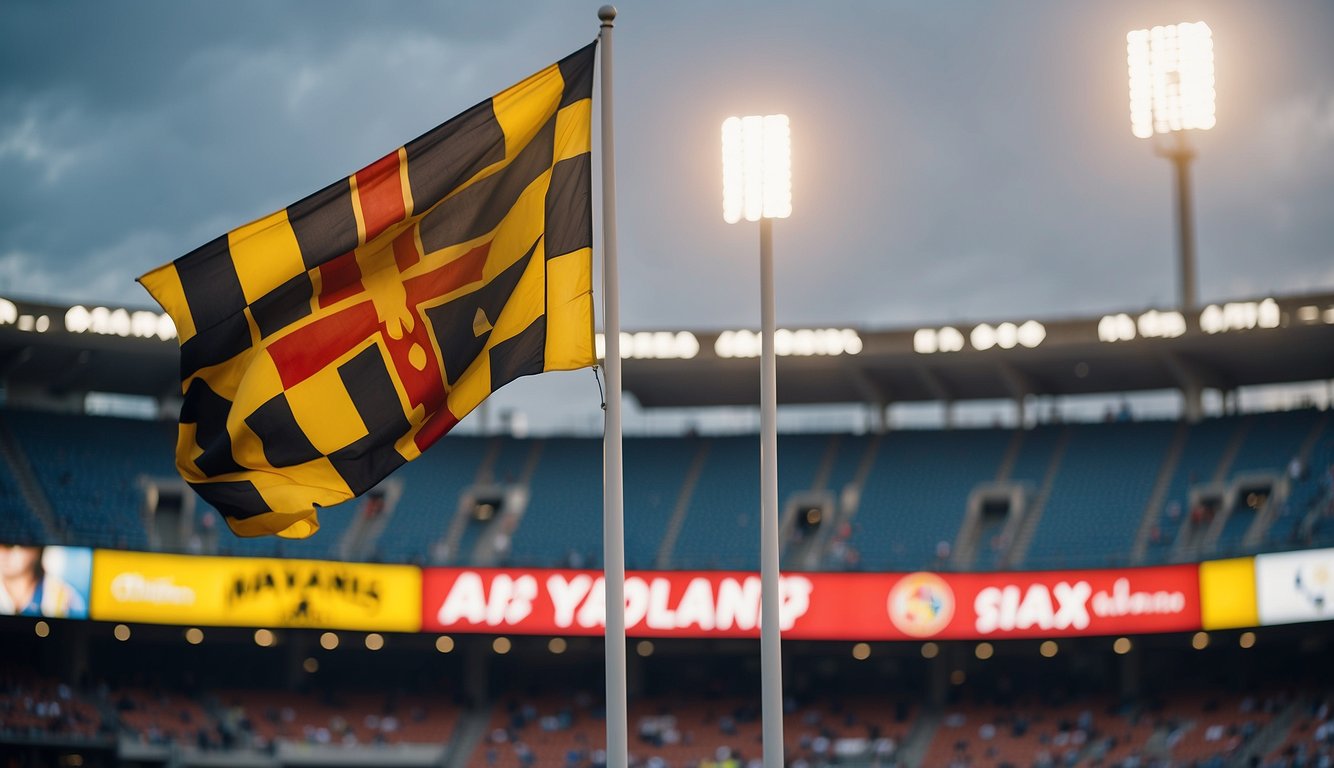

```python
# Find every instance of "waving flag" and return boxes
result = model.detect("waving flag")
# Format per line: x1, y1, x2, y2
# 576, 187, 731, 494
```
140, 43, 597, 539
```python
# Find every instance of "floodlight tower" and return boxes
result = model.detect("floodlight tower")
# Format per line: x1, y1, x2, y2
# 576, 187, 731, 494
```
1127, 21, 1216, 311
722, 113, 791, 768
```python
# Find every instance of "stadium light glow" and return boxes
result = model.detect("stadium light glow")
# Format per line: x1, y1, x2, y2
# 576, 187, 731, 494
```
34, 620, 50, 638
114, 624, 131, 642
636, 640, 655, 657
64, 304, 177, 341
1127, 22, 1216, 138
715, 328, 862, 358
851, 642, 871, 660
595, 331, 700, 360
1199, 299, 1281, 334
722, 115, 791, 223
916, 322, 1045, 354
1113, 637, 1133, 655
1138, 310, 1187, 339
303, 657, 319, 673
1099, 309, 1189, 343
493, 636, 512, 654
975, 642, 994, 660
921, 642, 939, 659
1191, 631, 1209, 650
185, 628, 204, 645
320, 631, 339, 650
548, 637, 567, 654
1039, 640, 1059, 658
254, 629, 275, 647
1239, 631, 1256, 649
435, 635, 455, 653
365, 633, 384, 651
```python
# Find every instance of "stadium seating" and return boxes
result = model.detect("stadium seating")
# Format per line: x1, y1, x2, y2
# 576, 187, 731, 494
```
218, 689, 461, 748
1266, 693, 1334, 768
1, 405, 1330, 571
374, 435, 490, 564
1145, 416, 1239, 563
3, 410, 174, 551
509, 437, 606, 568
114, 686, 221, 748
622, 438, 701, 570
669, 433, 836, 571
0, 670, 107, 743
0, 454, 46, 545
922, 693, 1116, 768
855, 428, 1012, 572
1025, 421, 1175, 569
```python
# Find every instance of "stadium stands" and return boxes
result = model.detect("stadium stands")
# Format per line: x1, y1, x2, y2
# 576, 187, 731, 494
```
1025, 421, 1175, 568
3, 410, 175, 551
855, 428, 1012, 571
218, 689, 461, 748
1, 406, 1330, 571
375, 436, 490, 564
0, 670, 107, 745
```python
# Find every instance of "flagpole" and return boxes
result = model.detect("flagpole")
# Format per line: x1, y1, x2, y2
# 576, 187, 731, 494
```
597, 7, 629, 768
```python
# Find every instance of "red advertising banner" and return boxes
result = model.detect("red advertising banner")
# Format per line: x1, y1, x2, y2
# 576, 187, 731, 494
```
420, 565, 1201, 640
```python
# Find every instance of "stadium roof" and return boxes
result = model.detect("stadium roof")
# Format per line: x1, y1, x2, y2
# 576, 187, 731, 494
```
0, 290, 1331, 408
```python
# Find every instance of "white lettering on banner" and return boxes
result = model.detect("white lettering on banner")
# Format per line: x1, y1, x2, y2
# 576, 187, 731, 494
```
716, 577, 761, 630
578, 577, 605, 628
1053, 582, 1092, 629
1090, 578, 1186, 617
777, 576, 814, 630
675, 578, 717, 630
548, 574, 593, 627
975, 579, 1184, 635
110, 573, 196, 606
440, 572, 814, 632
437, 572, 537, 627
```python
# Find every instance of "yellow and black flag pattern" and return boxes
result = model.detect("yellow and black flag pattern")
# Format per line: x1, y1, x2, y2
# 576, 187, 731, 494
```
139, 44, 597, 539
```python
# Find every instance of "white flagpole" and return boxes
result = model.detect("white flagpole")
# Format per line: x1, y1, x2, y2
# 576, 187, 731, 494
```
597, 7, 629, 768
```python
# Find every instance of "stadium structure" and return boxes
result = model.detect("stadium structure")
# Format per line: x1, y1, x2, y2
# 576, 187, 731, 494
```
0, 289, 1332, 768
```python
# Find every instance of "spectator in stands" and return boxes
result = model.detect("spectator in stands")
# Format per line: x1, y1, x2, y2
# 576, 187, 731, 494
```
0, 545, 85, 617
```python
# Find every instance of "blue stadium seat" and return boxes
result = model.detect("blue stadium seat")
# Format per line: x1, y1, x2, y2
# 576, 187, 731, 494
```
1025, 421, 1175, 568
4, 410, 177, 551
855, 428, 1011, 571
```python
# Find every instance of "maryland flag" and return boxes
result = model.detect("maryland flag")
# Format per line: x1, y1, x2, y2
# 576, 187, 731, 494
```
139, 43, 597, 539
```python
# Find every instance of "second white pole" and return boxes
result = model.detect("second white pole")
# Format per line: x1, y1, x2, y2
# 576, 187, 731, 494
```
758, 215, 784, 768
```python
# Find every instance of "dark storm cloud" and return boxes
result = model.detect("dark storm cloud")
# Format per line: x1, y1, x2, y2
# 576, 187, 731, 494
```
1, 0, 1331, 327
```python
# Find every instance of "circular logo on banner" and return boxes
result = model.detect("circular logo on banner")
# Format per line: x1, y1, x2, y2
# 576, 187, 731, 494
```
887, 572, 955, 638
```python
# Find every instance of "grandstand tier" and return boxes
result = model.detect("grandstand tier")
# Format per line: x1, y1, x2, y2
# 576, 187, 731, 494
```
2, 406, 1329, 572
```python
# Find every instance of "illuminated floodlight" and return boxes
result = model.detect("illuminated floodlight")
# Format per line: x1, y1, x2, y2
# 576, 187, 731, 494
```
722, 114, 791, 222
1127, 22, 1216, 138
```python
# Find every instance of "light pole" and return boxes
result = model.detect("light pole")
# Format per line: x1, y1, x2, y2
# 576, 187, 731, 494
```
1126, 21, 1216, 312
722, 113, 791, 768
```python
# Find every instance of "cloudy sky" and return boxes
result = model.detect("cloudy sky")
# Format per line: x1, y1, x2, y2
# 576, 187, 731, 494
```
3, 1, 1331, 428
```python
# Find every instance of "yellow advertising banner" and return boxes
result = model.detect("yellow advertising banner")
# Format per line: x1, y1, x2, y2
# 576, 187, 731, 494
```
90, 550, 421, 632
1198, 556, 1259, 630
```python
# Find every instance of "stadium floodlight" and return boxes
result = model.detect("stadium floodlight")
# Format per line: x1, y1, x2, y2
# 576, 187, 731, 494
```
1125, 21, 1214, 313
1127, 22, 1216, 138
723, 112, 791, 768
722, 115, 791, 223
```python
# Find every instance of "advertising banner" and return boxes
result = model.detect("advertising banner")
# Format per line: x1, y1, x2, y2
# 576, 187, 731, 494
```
90, 550, 420, 631
1198, 557, 1259, 630
421, 565, 1202, 640
0, 543, 92, 619
1255, 547, 1334, 626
